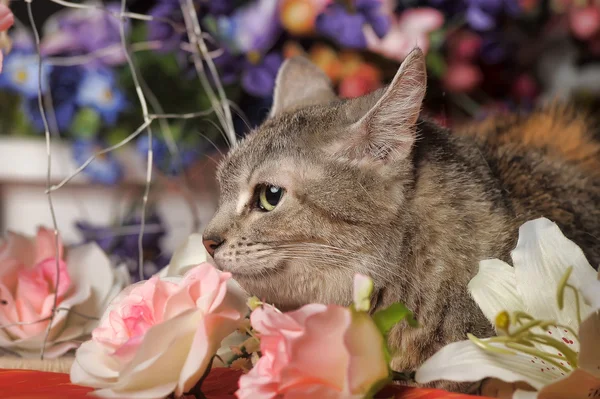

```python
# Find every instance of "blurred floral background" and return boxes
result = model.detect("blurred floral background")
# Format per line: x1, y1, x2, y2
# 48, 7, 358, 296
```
1, 0, 600, 281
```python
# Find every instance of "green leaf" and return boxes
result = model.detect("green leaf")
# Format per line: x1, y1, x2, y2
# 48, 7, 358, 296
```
70, 108, 101, 138
428, 29, 446, 51
372, 303, 418, 336
426, 51, 447, 79
106, 127, 130, 147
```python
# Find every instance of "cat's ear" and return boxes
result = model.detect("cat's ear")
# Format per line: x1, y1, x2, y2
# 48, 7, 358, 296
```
336, 48, 427, 163
269, 56, 337, 117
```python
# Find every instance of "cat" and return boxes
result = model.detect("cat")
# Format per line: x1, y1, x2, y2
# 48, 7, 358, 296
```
201, 48, 600, 392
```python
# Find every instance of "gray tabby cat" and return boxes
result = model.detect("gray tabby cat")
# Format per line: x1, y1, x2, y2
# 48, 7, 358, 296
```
202, 48, 600, 391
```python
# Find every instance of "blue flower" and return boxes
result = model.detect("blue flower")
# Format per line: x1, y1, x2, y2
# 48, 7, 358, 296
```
135, 135, 197, 176
21, 64, 84, 133
241, 52, 282, 98
0, 51, 52, 97
316, 0, 391, 49
72, 139, 123, 185
75, 68, 126, 126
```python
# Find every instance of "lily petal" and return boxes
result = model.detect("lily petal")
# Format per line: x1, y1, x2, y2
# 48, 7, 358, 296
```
581, 280, 600, 310
415, 339, 564, 390
468, 259, 525, 325
512, 218, 596, 328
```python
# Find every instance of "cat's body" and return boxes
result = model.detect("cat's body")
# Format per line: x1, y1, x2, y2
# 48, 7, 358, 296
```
203, 49, 600, 392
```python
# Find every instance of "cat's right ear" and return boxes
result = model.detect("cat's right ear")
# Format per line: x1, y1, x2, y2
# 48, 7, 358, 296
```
269, 56, 337, 117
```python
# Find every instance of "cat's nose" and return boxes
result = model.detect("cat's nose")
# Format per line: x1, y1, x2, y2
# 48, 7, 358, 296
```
203, 235, 224, 257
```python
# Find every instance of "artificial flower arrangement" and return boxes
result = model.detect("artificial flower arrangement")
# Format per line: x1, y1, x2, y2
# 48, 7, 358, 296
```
2, 216, 594, 398
2, 0, 600, 185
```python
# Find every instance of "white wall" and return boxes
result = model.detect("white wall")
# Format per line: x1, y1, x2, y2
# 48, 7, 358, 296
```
0, 137, 216, 253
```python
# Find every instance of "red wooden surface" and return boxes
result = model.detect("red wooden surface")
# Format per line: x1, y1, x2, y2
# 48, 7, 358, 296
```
0, 368, 487, 399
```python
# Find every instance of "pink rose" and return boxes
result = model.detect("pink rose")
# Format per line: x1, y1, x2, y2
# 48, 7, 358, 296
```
364, 8, 444, 62
0, 3, 14, 73
448, 31, 482, 61
443, 62, 483, 93
71, 262, 248, 399
339, 63, 382, 99
569, 6, 600, 40
0, 227, 128, 357
237, 303, 390, 399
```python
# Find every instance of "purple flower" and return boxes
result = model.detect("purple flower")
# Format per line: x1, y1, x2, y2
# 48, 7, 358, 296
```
212, 48, 244, 85
206, 0, 282, 55
75, 221, 118, 252
147, 0, 186, 53
205, 0, 236, 15
41, 3, 130, 66
465, 0, 520, 31
316, 0, 391, 49
242, 52, 283, 98
75, 213, 169, 282
480, 33, 509, 63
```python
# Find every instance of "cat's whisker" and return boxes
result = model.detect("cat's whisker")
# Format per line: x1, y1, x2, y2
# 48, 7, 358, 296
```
271, 244, 432, 300
271, 247, 425, 296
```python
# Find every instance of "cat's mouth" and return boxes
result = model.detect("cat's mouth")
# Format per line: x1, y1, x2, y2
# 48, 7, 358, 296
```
212, 257, 287, 279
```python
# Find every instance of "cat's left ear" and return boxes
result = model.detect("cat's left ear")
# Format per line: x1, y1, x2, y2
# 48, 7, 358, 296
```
269, 56, 338, 117
334, 48, 427, 163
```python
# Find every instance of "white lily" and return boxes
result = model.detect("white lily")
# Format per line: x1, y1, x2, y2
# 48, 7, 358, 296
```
415, 217, 600, 398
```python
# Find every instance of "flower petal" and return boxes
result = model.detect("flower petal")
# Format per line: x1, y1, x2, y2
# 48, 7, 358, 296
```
468, 259, 524, 325
35, 226, 63, 264
161, 234, 208, 277
345, 312, 389, 394
512, 218, 596, 328
71, 340, 120, 382
68, 243, 127, 323
578, 309, 600, 378
353, 274, 374, 312
536, 368, 600, 399
113, 309, 201, 391
415, 339, 563, 390
176, 310, 243, 395
581, 280, 600, 310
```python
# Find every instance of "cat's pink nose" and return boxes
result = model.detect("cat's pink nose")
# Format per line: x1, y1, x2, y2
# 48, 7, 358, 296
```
203, 235, 224, 257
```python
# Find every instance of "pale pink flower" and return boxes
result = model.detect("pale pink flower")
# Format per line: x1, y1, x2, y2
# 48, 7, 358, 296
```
364, 8, 444, 62
443, 62, 483, 93
0, 227, 129, 357
71, 262, 248, 399
569, 6, 600, 40
236, 302, 389, 399
0, 3, 15, 73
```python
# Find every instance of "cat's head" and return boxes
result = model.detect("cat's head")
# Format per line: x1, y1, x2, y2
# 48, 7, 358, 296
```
203, 48, 427, 309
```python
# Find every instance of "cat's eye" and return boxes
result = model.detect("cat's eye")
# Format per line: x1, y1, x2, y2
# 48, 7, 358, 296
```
257, 185, 284, 211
